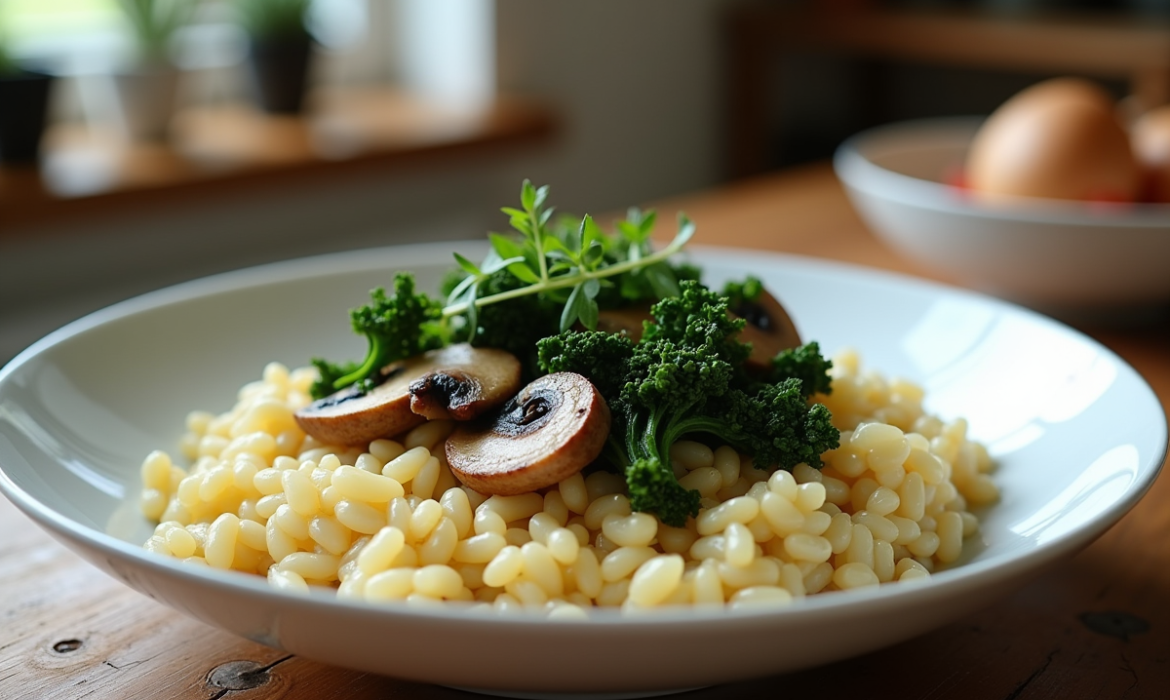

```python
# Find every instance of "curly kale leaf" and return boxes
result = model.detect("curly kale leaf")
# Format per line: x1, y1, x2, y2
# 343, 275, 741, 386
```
309, 273, 445, 399
536, 280, 839, 526
769, 341, 834, 398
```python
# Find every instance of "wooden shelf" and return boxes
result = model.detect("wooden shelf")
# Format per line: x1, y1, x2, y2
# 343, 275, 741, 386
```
725, 5, 1170, 177
0, 87, 558, 233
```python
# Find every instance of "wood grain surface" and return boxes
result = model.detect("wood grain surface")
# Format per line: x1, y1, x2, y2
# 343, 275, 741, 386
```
1, 163, 1167, 699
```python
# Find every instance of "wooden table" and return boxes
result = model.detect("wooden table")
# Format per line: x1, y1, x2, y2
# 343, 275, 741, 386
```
2, 163, 1167, 699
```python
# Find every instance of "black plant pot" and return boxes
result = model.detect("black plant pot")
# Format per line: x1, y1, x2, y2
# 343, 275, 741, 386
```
247, 35, 313, 115
0, 70, 54, 164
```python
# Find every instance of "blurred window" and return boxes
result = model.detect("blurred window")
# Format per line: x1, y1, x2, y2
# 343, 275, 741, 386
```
1, 0, 495, 117
0, 1, 124, 71
0, 0, 374, 73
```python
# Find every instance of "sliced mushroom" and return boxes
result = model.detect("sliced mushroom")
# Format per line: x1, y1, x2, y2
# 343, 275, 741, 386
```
295, 344, 522, 446
445, 372, 611, 496
586, 291, 798, 374
593, 304, 654, 342
732, 287, 802, 374
408, 345, 523, 421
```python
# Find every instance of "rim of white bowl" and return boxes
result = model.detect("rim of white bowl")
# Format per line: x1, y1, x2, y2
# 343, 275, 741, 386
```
0, 243, 1165, 629
834, 116, 1170, 228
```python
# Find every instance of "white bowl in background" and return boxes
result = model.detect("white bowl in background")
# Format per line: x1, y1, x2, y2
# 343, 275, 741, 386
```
833, 117, 1170, 311
0, 243, 1164, 695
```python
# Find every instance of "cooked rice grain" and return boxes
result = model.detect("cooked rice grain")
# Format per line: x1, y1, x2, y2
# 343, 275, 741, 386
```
140, 350, 998, 614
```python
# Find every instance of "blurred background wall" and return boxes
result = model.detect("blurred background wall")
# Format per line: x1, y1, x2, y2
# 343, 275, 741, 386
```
1, 0, 746, 364
1, 0, 1164, 365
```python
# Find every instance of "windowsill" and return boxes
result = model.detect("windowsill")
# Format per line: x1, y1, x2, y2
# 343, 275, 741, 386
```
0, 86, 558, 234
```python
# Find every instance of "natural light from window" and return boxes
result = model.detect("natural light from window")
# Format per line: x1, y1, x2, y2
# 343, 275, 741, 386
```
2, 0, 494, 102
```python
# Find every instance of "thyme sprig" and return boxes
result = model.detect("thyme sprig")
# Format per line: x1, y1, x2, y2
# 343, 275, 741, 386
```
442, 180, 696, 334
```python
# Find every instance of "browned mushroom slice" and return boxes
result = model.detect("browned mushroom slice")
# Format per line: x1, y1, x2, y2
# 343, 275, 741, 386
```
295, 344, 521, 446
593, 304, 653, 342
408, 345, 522, 421
445, 373, 611, 496
294, 366, 426, 446
732, 287, 803, 374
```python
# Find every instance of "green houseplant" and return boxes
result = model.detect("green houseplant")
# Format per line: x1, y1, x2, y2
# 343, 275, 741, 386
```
118, 0, 198, 66
0, 25, 54, 163
107, 0, 200, 141
235, 0, 314, 114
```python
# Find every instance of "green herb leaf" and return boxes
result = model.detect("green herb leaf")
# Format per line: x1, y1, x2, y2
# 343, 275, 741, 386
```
446, 273, 479, 306
508, 262, 541, 285
673, 214, 696, 248
486, 235, 539, 284
618, 220, 643, 244
441, 182, 699, 327
581, 215, 603, 251
582, 240, 606, 268
521, 180, 537, 212
533, 184, 550, 211
578, 296, 599, 330
489, 232, 525, 260
509, 215, 532, 237
565, 221, 583, 256
453, 253, 481, 277
543, 235, 571, 257
646, 262, 680, 299
482, 255, 527, 275
638, 210, 658, 238
560, 283, 585, 333
463, 283, 479, 336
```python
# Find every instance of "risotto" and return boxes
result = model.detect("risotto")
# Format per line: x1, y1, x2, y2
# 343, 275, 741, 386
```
139, 348, 997, 614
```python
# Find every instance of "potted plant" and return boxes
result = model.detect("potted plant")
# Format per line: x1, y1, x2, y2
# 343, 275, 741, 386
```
235, 0, 314, 114
0, 31, 54, 164
107, 0, 200, 141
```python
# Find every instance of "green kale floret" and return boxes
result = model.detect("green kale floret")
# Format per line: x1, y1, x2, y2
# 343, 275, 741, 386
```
640, 281, 750, 368
537, 280, 840, 526
536, 330, 633, 399
722, 274, 833, 397
769, 341, 834, 399
309, 273, 445, 399
457, 269, 562, 378
692, 378, 838, 470
720, 275, 765, 309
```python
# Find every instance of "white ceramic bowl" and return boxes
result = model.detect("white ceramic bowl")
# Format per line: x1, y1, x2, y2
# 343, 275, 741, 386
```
834, 117, 1170, 311
0, 243, 1165, 696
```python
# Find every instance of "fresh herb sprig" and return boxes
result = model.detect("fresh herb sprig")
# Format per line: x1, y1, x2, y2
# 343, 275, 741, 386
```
442, 180, 695, 335
310, 181, 698, 399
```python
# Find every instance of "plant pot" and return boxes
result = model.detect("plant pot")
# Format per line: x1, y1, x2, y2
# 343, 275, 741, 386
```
108, 66, 180, 142
0, 70, 54, 164
247, 35, 313, 114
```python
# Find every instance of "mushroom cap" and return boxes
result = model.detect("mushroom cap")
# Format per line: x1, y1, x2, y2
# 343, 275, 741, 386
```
445, 372, 611, 496
408, 345, 522, 421
295, 344, 521, 446
734, 287, 802, 373
593, 304, 654, 342
592, 292, 801, 374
